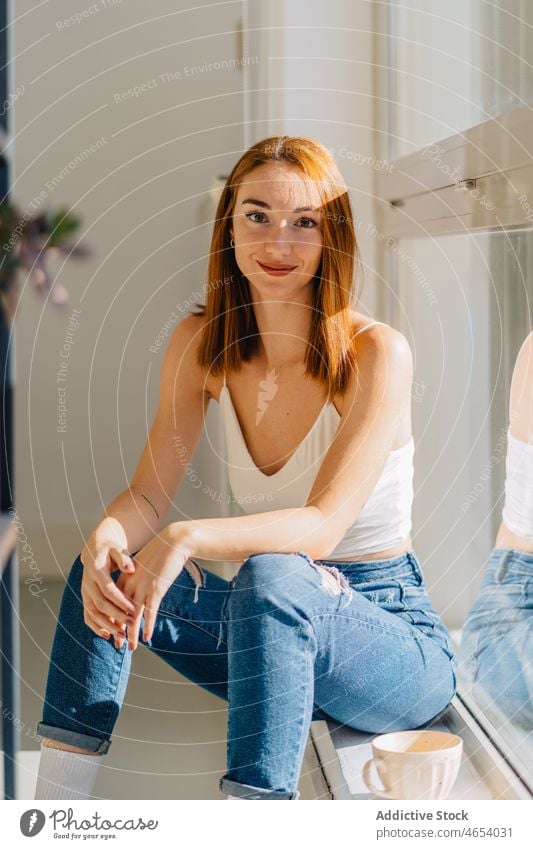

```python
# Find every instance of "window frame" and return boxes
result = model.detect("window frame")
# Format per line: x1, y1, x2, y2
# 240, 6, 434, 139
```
377, 102, 533, 239
375, 3, 533, 795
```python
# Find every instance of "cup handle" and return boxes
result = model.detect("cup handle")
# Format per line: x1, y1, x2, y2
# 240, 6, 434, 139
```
362, 759, 394, 799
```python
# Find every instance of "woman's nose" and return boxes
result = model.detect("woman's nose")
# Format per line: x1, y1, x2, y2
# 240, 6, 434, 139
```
265, 224, 292, 254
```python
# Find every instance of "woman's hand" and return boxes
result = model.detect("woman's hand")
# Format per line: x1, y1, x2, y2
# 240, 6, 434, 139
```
115, 525, 193, 650
80, 533, 138, 649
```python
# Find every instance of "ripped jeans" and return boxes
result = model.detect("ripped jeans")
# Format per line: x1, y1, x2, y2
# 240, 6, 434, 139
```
37, 549, 457, 800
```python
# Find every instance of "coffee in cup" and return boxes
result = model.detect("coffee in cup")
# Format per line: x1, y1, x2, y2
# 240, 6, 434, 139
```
362, 730, 463, 800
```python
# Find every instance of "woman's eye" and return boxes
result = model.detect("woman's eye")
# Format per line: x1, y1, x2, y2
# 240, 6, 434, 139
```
296, 217, 319, 229
245, 211, 267, 224
244, 211, 319, 228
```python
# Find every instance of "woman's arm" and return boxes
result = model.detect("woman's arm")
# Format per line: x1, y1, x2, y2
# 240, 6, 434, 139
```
173, 325, 413, 564
92, 315, 208, 557
83, 315, 208, 643
171, 505, 328, 563
89, 486, 168, 558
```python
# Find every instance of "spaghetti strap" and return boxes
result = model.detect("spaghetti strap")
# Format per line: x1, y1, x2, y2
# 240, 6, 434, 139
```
222, 369, 227, 388
353, 320, 387, 337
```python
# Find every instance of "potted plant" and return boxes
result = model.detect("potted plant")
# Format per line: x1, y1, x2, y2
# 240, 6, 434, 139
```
0, 201, 88, 323
0, 200, 89, 507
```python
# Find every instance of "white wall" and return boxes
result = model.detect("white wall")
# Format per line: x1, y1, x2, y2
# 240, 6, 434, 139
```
14, 0, 245, 579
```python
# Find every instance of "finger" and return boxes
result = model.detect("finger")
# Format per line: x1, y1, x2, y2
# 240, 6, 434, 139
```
142, 595, 161, 644
115, 574, 132, 601
105, 611, 130, 650
90, 550, 136, 614
97, 574, 136, 617
88, 590, 132, 625
86, 607, 126, 639
92, 548, 112, 570
84, 600, 124, 633
109, 547, 135, 573
108, 617, 127, 650
85, 607, 127, 640
84, 612, 111, 640
127, 597, 145, 651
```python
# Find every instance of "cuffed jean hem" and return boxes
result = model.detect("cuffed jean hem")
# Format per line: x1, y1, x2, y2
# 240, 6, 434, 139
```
36, 722, 111, 755
219, 777, 300, 800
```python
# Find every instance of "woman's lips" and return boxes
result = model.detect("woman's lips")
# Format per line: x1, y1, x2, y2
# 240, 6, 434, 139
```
256, 260, 298, 276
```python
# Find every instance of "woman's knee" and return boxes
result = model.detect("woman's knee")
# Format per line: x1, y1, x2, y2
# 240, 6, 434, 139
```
225, 553, 325, 625
231, 552, 309, 597
232, 551, 350, 603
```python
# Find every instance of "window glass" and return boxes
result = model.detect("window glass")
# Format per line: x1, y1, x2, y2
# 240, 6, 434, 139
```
388, 228, 533, 785
389, 0, 533, 159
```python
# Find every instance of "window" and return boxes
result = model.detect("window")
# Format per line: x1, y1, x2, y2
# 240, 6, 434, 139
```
376, 0, 533, 791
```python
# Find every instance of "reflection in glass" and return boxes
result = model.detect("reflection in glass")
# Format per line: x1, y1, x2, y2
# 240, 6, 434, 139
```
386, 229, 533, 784
458, 332, 533, 779
388, 0, 533, 159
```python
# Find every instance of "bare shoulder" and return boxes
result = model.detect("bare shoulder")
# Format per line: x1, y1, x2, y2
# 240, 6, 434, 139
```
349, 312, 413, 375
342, 313, 413, 446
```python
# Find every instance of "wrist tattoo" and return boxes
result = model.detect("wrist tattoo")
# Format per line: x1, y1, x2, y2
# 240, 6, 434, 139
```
139, 492, 160, 519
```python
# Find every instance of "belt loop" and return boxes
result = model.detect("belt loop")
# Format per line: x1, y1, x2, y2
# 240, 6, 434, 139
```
407, 551, 424, 584
493, 549, 511, 584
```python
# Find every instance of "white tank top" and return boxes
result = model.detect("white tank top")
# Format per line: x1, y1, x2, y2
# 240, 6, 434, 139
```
502, 427, 533, 539
217, 320, 414, 558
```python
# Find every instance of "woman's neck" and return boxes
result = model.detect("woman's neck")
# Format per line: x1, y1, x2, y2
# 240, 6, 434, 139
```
252, 300, 313, 371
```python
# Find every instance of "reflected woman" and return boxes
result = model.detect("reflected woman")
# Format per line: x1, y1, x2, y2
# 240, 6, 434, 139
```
459, 330, 533, 730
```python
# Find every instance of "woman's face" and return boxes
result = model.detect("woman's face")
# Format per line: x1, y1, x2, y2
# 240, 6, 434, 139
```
231, 162, 324, 299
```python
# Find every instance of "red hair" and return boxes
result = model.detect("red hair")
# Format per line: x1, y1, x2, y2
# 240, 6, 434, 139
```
192, 135, 360, 397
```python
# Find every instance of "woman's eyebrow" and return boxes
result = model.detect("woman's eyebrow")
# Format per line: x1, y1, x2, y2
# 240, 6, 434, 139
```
240, 197, 316, 213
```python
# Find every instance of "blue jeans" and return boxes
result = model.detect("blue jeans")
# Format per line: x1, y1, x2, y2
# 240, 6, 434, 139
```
458, 547, 533, 730
37, 549, 456, 799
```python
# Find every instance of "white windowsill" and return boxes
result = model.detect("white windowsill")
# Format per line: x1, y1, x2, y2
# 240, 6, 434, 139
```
308, 698, 532, 801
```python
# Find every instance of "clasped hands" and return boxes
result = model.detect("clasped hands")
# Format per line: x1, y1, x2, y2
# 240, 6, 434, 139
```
104, 525, 193, 651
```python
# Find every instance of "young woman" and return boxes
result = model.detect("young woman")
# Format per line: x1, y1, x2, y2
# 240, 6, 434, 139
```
459, 331, 533, 731
35, 136, 456, 801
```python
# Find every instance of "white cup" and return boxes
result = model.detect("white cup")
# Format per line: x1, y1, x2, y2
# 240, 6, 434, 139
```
362, 730, 463, 800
